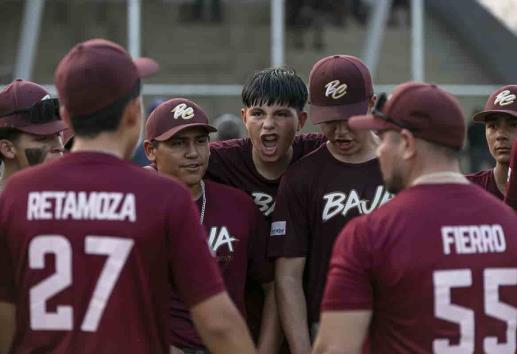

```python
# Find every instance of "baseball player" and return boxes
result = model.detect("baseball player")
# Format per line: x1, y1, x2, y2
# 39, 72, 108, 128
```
205, 67, 325, 346
0, 39, 255, 354
143, 98, 277, 354
268, 55, 391, 353
314, 82, 517, 354
504, 138, 517, 209
467, 85, 517, 199
0, 79, 66, 190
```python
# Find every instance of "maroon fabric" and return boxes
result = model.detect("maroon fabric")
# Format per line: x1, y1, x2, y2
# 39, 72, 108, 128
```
349, 82, 466, 150
55, 38, 159, 118
472, 85, 517, 122
206, 133, 326, 338
207, 133, 326, 219
268, 144, 391, 322
145, 98, 216, 142
0, 152, 224, 354
322, 183, 517, 353
170, 180, 272, 349
466, 169, 503, 200
0, 79, 65, 135
309, 55, 373, 124
504, 139, 517, 209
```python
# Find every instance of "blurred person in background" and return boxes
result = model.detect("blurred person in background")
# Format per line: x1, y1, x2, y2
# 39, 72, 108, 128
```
132, 97, 165, 166
467, 85, 517, 199
0, 79, 65, 192
212, 113, 246, 141
466, 109, 491, 172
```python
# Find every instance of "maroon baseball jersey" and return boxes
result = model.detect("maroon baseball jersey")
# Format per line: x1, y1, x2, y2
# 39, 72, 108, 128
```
466, 169, 503, 200
170, 180, 272, 349
268, 144, 391, 323
207, 132, 325, 338
0, 152, 225, 354
504, 139, 517, 209
207, 133, 326, 219
322, 183, 517, 353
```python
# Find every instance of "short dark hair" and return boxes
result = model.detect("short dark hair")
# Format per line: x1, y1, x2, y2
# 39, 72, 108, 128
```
242, 68, 307, 111
70, 81, 141, 138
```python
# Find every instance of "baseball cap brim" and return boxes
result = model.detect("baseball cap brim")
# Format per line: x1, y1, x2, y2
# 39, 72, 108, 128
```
16, 120, 67, 136
348, 114, 395, 131
472, 109, 517, 122
310, 99, 368, 124
153, 123, 217, 142
134, 57, 160, 78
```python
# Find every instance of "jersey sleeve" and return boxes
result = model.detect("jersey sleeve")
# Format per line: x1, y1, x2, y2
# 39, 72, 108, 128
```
167, 188, 226, 307
505, 139, 517, 210
267, 170, 309, 258
321, 216, 373, 311
0, 191, 15, 303
247, 205, 274, 284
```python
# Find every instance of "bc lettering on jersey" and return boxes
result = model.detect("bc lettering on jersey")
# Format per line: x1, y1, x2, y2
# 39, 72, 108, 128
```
322, 186, 392, 222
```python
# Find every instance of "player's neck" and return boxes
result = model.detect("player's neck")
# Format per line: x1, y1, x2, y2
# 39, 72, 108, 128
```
72, 135, 128, 160
252, 146, 293, 180
1, 160, 20, 188
190, 182, 203, 200
410, 161, 465, 186
493, 162, 509, 194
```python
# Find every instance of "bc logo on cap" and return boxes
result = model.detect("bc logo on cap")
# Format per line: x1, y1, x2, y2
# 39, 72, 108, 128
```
171, 103, 195, 120
324, 80, 348, 99
494, 90, 516, 107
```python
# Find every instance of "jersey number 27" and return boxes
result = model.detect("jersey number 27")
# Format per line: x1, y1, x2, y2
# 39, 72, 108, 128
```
29, 235, 134, 332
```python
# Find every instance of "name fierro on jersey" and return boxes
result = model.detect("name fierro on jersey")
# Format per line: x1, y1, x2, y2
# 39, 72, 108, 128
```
441, 224, 506, 255
27, 191, 136, 222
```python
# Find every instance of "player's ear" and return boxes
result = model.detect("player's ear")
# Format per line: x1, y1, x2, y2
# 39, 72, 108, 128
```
400, 129, 417, 160
297, 111, 308, 131
143, 140, 156, 161
0, 139, 16, 160
368, 95, 377, 112
240, 108, 247, 125
123, 98, 141, 129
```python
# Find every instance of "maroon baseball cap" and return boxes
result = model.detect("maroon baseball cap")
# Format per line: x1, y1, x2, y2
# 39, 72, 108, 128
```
349, 82, 466, 150
145, 98, 217, 141
55, 38, 159, 118
472, 85, 517, 122
0, 79, 66, 135
309, 55, 373, 124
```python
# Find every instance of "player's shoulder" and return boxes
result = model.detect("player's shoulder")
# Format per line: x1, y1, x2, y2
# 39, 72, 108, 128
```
292, 132, 326, 147
205, 179, 255, 207
285, 143, 327, 175
465, 168, 491, 182
210, 137, 250, 155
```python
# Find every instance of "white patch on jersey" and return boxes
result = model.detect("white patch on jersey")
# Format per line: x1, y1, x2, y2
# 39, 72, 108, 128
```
251, 192, 275, 216
270, 221, 286, 236
321, 186, 392, 222
171, 103, 195, 120
441, 224, 506, 255
41, 94, 51, 101
208, 226, 238, 252
324, 80, 348, 99
494, 90, 516, 106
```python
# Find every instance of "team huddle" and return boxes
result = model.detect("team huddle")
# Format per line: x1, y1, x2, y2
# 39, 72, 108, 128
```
0, 38, 516, 354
